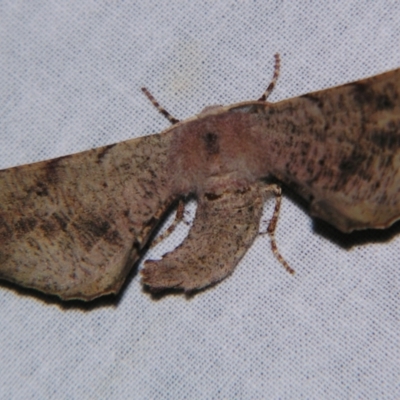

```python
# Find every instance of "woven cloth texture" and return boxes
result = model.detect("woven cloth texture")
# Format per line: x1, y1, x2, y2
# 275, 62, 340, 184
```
0, 1, 399, 399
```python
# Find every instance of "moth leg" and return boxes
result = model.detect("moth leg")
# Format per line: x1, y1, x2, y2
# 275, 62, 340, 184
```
141, 87, 180, 124
150, 200, 185, 248
261, 184, 294, 274
258, 53, 281, 101
142, 184, 265, 292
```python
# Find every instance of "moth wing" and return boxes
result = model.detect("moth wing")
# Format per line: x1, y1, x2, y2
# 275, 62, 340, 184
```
0, 134, 174, 300
142, 183, 264, 291
265, 68, 400, 232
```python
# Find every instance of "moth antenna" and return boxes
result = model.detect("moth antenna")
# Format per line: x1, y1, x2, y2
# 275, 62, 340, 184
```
262, 184, 295, 274
141, 87, 180, 125
258, 53, 281, 102
150, 200, 185, 248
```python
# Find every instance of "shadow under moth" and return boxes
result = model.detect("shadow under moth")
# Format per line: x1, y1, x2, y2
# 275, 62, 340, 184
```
1, 55, 399, 301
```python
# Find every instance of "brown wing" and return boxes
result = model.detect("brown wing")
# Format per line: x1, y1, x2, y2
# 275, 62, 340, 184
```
142, 183, 264, 292
0, 134, 175, 300
303, 69, 400, 231
244, 68, 400, 232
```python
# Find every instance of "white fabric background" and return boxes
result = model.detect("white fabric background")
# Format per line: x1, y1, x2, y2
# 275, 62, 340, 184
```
0, 1, 399, 399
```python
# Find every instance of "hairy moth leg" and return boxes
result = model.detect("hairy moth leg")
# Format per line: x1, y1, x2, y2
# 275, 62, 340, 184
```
261, 184, 294, 274
150, 200, 185, 248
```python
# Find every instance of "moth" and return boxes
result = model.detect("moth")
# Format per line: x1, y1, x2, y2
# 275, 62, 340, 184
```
1, 55, 399, 301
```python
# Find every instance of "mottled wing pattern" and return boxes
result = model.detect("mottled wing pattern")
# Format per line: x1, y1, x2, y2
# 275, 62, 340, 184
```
142, 183, 265, 291
1, 66, 400, 301
253, 68, 400, 232
0, 134, 175, 300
